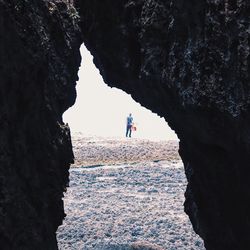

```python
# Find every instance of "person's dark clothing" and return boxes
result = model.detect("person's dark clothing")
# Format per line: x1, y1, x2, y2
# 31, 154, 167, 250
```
126, 124, 132, 137
126, 115, 133, 137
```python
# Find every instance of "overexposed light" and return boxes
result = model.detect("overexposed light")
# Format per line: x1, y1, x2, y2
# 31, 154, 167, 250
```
63, 45, 178, 141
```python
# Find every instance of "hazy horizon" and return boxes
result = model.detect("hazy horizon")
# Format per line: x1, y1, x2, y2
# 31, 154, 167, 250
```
63, 45, 178, 141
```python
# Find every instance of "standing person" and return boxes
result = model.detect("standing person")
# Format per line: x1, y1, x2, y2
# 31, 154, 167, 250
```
126, 113, 133, 137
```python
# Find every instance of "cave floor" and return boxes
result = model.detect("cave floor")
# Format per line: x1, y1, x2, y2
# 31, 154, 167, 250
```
56, 135, 204, 250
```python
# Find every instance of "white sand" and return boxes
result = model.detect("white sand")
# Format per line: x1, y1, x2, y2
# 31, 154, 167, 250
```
57, 134, 205, 250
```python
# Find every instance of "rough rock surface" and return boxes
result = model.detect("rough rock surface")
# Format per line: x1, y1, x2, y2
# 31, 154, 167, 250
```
57, 135, 204, 250
71, 133, 180, 167
2, 0, 250, 250
0, 1, 81, 249
57, 162, 204, 250
77, 1, 250, 249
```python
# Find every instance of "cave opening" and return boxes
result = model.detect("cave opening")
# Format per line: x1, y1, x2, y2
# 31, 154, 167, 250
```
63, 45, 178, 141
56, 44, 204, 249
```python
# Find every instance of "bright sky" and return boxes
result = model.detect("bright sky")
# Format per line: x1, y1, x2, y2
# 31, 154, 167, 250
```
63, 45, 178, 141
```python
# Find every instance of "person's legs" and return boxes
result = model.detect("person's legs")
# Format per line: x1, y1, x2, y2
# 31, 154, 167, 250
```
129, 125, 132, 137
126, 125, 132, 137
126, 125, 129, 137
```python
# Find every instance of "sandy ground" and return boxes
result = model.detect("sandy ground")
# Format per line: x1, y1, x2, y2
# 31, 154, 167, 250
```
71, 133, 180, 167
57, 134, 205, 250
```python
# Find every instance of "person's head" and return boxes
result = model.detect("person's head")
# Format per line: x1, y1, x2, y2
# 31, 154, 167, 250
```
129, 113, 132, 117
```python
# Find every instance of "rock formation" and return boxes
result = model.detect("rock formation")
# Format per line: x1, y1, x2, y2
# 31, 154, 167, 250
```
1, 0, 250, 249
77, 1, 250, 249
0, 1, 81, 249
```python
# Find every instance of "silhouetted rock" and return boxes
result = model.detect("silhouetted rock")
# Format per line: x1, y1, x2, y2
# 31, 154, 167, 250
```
77, 1, 250, 249
0, 1, 81, 249
1, 0, 250, 249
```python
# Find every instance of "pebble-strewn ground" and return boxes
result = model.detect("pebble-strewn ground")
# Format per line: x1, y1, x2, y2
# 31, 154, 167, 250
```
57, 135, 205, 250
71, 133, 180, 167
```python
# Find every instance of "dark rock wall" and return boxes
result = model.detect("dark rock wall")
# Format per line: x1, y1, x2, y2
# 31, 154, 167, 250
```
77, 1, 250, 249
0, 1, 81, 249
1, 0, 250, 249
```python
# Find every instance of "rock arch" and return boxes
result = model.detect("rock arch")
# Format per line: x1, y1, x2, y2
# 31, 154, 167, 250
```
1, 1, 250, 249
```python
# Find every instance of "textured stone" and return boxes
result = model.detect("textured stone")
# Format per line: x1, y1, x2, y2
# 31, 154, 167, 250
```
0, 1, 81, 249
77, 1, 250, 249
1, 0, 250, 250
